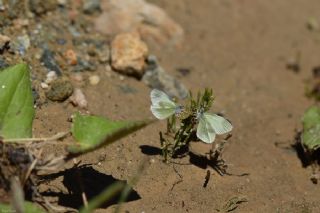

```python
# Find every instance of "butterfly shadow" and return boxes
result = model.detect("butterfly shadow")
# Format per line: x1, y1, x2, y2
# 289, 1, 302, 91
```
40, 165, 141, 209
139, 144, 189, 158
139, 145, 162, 156
140, 143, 247, 176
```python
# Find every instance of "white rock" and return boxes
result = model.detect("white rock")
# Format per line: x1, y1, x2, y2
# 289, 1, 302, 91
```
45, 71, 58, 84
40, 82, 49, 89
89, 75, 100, 85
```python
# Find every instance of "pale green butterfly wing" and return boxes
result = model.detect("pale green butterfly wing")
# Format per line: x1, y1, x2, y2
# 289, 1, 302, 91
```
150, 89, 177, 119
196, 114, 216, 143
204, 113, 233, 134
197, 113, 233, 143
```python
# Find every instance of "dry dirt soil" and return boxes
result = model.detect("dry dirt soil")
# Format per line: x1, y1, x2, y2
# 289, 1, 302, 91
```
32, 0, 320, 212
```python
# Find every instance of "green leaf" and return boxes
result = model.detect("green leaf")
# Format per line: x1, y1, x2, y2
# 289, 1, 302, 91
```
0, 64, 34, 139
68, 112, 154, 155
302, 106, 320, 151
0, 202, 45, 213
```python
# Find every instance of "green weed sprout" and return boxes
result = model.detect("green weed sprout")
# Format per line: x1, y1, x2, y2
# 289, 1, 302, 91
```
150, 88, 233, 162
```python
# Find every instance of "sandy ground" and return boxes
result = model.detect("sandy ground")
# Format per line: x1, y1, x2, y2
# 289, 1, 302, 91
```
27, 0, 320, 212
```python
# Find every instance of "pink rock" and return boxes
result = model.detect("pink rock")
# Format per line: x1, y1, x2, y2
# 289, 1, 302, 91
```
95, 0, 184, 46
111, 32, 148, 77
70, 88, 88, 109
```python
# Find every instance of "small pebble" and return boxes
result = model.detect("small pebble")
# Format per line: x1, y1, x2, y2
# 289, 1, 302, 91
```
0, 34, 10, 52
89, 75, 100, 85
0, 57, 9, 69
40, 82, 49, 89
83, 0, 101, 14
40, 48, 62, 75
71, 73, 84, 82
70, 88, 88, 109
35, 53, 41, 60
149, 158, 155, 163
29, 0, 57, 15
45, 71, 58, 84
64, 49, 78, 65
98, 48, 110, 63
57, 0, 67, 6
0, 0, 5, 11
56, 38, 66, 45
13, 19, 29, 28
45, 78, 73, 102
13, 35, 31, 55
307, 18, 319, 31
73, 59, 96, 72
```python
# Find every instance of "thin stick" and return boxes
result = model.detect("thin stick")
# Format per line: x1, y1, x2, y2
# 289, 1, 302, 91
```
23, 158, 38, 184
3, 132, 69, 143
73, 158, 88, 208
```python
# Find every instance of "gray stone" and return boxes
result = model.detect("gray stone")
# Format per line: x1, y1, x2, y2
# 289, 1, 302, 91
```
11, 35, 30, 55
0, 57, 9, 70
73, 58, 97, 72
40, 48, 62, 75
142, 55, 188, 99
83, 0, 101, 14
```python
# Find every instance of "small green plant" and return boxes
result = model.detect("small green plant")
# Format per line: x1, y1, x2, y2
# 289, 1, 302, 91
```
300, 106, 320, 183
150, 88, 233, 163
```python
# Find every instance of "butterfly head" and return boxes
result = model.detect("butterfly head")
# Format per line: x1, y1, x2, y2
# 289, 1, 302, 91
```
196, 107, 205, 120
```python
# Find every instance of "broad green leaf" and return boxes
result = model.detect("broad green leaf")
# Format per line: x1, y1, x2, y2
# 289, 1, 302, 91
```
0, 64, 34, 139
0, 202, 44, 213
68, 112, 154, 154
79, 182, 125, 213
302, 106, 320, 151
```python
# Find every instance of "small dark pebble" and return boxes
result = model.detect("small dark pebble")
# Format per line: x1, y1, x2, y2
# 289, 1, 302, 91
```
56, 38, 67, 45
29, 0, 57, 15
118, 85, 137, 94
73, 58, 96, 72
8, 147, 31, 165
286, 62, 300, 73
286, 52, 301, 73
40, 48, 62, 75
176, 67, 192, 76
310, 82, 320, 101
45, 78, 73, 102
0, 57, 9, 70
32, 88, 40, 104
312, 66, 320, 78
83, 0, 101, 14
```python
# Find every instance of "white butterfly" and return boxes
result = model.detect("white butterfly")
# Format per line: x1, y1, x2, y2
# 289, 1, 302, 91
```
196, 110, 233, 144
150, 89, 182, 120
